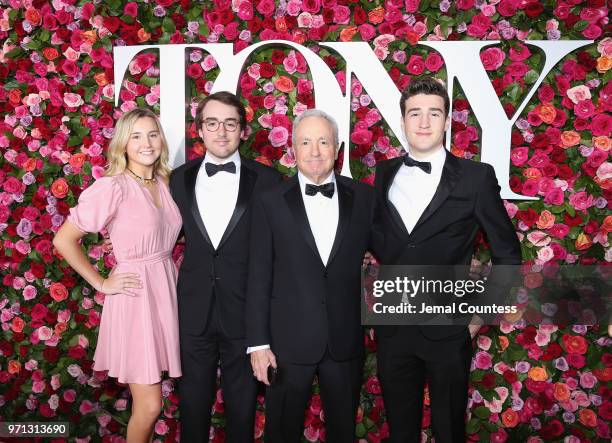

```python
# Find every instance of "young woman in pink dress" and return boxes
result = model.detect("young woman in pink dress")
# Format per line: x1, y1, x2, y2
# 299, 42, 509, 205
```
53, 108, 182, 442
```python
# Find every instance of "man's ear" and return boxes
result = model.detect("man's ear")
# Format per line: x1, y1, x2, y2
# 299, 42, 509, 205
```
444, 114, 451, 132
334, 142, 342, 160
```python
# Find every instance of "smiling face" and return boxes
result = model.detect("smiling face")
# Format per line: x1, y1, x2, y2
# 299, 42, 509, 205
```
197, 99, 245, 161
125, 116, 163, 177
294, 116, 338, 184
401, 93, 450, 159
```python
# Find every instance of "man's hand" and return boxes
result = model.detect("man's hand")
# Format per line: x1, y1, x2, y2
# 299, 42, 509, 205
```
250, 349, 277, 386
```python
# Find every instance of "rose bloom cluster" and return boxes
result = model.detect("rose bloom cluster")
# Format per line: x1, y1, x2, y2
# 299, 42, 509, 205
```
1, 1, 611, 442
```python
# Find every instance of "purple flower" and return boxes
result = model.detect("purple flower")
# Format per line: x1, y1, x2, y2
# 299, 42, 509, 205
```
554, 357, 569, 371
515, 361, 530, 373
547, 30, 561, 40
516, 118, 531, 130
17, 218, 32, 238
571, 324, 587, 334
153, 5, 166, 17
362, 152, 376, 167
22, 172, 35, 185
439, 0, 451, 12
562, 412, 576, 423
51, 214, 65, 227
530, 418, 541, 430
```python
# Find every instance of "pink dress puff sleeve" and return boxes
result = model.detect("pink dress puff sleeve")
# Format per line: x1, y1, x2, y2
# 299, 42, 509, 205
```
67, 176, 123, 233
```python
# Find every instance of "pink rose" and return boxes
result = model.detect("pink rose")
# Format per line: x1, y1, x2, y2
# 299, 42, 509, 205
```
364, 109, 381, 127
359, 24, 376, 41
596, 162, 612, 180
550, 243, 567, 260
79, 400, 95, 415
37, 326, 53, 341
333, 5, 351, 24
351, 129, 373, 145
582, 24, 602, 39
297, 12, 313, 28
283, 51, 298, 74
237, 1, 254, 20
548, 224, 569, 239
269, 126, 288, 147
301, 0, 321, 13
474, 351, 493, 370
425, 52, 444, 72
544, 187, 564, 206
406, 55, 425, 75
63, 93, 84, 108
566, 85, 591, 104
590, 114, 611, 137
480, 47, 505, 70
23, 285, 37, 300
574, 100, 595, 118
477, 335, 492, 351
569, 191, 593, 211
286, 0, 302, 16
154, 420, 169, 435
404, 0, 421, 13
579, 372, 597, 389
527, 231, 551, 247
303, 426, 320, 442
537, 246, 554, 263
509, 43, 531, 61
63, 390, 76, 403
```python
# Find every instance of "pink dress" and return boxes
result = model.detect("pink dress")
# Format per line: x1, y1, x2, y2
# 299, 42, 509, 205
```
68, 173, 182, 384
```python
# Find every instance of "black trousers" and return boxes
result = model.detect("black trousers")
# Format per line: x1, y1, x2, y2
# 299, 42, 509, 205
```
377, 326, 472, 443
178, 302, 257, 443
265, 349, 364, 443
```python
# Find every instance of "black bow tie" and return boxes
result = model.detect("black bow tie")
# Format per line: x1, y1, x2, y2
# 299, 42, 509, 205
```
403, 156, 432, 174
305, 182, 335, 198
205, 161, 236, 177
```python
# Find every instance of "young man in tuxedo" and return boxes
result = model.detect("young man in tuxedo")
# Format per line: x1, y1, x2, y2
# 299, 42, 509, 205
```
246, 109, 378, 442
374, 78, 521, 442
169, 91, 282, 442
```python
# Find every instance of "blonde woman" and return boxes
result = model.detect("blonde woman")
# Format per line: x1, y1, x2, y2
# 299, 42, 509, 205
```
53, 108, 182, 442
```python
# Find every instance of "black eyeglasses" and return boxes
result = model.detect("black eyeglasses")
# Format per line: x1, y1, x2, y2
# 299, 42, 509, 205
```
203, 118, 239, 132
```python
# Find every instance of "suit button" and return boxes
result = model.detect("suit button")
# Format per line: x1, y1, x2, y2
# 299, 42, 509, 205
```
321, 299, 326, 305
323, 271, 328, 278
214, 252, 219, 257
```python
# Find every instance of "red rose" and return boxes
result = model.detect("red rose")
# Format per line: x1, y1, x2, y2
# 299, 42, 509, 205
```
540, 419, 563, 440
124, 2, 138, 17
187, 63, 203, 79
259, 62, 276, 78
562, 334, 588, 354
256, 0, 275, 17
406, 55, 425, 75
497, 0, 517, 16
524, 2, 544, 18
424, 53, 444, 72
49, 283, 69, 302
365, 376, 382, 394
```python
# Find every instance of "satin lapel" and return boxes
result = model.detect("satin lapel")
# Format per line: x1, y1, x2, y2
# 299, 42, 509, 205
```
217, 163, 256, 250
184, 159, 215, 251
284, 177, 323, 266
326, 177, 353, 268
411, 152, 462, 234
383, 158, 409, 237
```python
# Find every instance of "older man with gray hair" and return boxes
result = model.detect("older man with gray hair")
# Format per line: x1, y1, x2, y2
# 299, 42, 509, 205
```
246, 109, 380, 442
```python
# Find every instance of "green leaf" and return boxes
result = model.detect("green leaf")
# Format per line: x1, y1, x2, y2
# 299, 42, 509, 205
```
162, 17, 176, 34
3, 81, 23, 90
466, 418, 481, 434
5, 47, 24, 59
524, 70, 539, 84
473, 406, 491, 419
573, 20, 590, 31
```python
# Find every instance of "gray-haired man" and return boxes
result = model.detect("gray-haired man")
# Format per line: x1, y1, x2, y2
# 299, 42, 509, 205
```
246, 109, 380, 442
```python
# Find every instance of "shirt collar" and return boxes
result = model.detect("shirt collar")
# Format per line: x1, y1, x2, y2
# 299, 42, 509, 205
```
202, 149, 241, 169
406, 147, 446, 173
297, 170, 336, 195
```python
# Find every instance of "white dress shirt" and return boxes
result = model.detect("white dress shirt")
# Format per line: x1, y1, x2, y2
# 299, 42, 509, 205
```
389, 147, 446, 233
247, 171, 339, 354
195, 150, 241, 249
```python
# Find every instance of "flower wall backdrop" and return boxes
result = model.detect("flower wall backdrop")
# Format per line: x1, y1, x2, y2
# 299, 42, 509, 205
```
0, 1, 611, 442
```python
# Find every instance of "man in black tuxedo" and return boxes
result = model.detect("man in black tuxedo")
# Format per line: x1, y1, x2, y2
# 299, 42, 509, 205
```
170, 91, 282, 442
246, 109, 378, 442
374, 78, 521, 442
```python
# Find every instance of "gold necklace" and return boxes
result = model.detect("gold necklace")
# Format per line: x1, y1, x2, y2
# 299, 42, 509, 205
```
127, 167, 157, 185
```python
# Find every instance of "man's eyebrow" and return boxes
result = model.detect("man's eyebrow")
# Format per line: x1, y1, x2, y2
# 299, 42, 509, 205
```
406, 107, 444, 113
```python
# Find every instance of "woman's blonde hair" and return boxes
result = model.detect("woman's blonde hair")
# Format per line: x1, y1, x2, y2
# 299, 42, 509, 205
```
105, 108, 172, 179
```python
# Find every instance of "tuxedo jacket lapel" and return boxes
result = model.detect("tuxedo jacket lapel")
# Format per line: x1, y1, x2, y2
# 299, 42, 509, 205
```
284, 177, 323, 266
382, 158, 410, 238
184, 159, 215, 252
411, 151, 462, 234
217, 162, 256, 250
326, 177, 353, 268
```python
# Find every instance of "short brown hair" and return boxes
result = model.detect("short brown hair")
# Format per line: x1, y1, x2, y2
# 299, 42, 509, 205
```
195, 91, 247, 130
400, 77, 450, 118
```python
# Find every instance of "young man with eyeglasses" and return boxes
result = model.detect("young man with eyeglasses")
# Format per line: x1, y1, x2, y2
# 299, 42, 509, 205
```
169, 91, 282, 442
